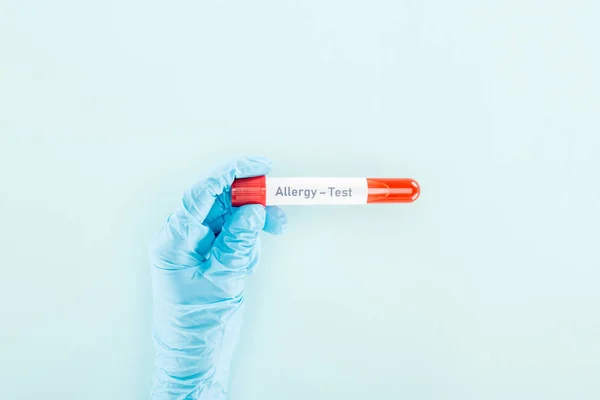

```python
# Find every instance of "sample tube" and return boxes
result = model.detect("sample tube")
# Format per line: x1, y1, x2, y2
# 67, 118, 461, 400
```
231, 177, 420, 206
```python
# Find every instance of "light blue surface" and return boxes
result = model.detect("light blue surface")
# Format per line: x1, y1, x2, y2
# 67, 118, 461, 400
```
1, 1, 599, 399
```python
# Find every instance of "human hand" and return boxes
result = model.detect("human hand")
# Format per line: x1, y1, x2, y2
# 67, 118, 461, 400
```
149, 156, 287, 399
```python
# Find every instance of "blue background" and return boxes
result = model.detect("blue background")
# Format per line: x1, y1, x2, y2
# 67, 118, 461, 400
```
1, 1, 599, 399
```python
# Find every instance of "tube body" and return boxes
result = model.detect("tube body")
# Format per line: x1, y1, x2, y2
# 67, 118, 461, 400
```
231, 177, 419, 206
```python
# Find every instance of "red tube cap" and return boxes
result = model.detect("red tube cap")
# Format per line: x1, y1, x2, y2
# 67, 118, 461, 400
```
231, 176, 266, 207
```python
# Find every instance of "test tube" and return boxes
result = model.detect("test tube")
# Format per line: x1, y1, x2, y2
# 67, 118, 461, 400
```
231, 176, 420, 206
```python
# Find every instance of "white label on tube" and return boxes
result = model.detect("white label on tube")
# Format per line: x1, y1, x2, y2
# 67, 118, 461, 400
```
265, 177, 368, 205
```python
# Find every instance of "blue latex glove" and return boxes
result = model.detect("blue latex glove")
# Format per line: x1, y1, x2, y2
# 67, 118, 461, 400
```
149, 156, 287, 399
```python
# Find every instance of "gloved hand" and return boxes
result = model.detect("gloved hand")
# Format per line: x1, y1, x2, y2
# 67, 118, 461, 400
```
149, 156, 287, 399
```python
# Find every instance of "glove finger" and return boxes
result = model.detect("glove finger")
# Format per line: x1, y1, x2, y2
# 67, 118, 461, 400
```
264, 206, 288, 235
182, 156, 271, 225
165, 156, 271, 259
245, 205, 286, 275
148, 221, 214, 271
202, 205, 265, 297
